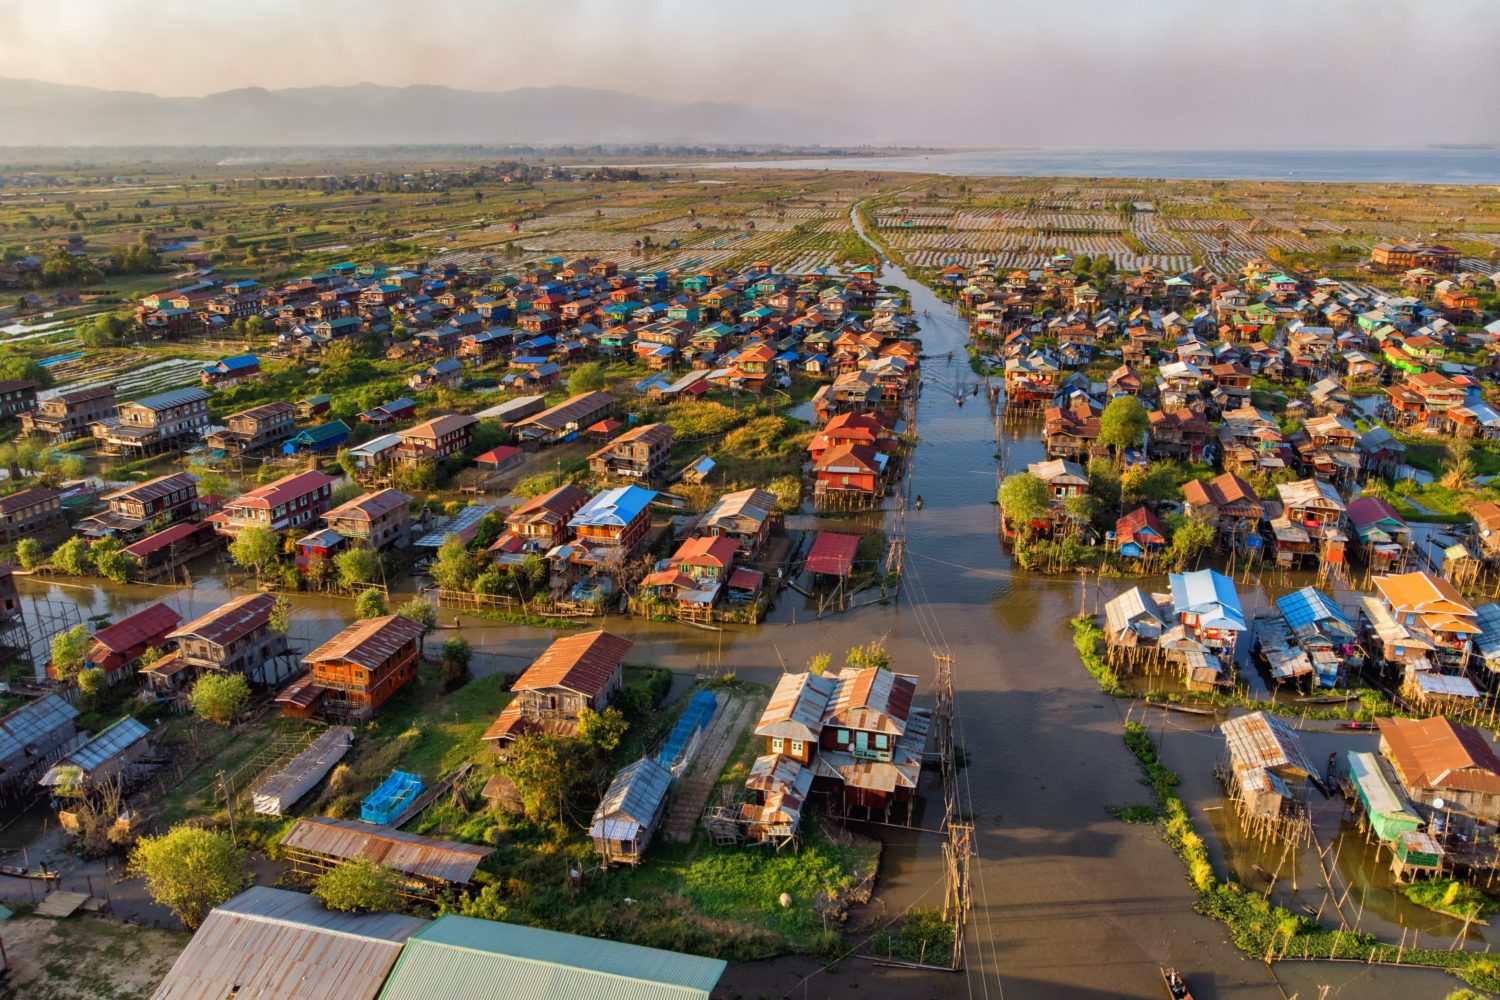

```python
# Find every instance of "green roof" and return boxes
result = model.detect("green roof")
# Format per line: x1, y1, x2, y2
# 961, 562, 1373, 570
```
378, 915, 725, 1000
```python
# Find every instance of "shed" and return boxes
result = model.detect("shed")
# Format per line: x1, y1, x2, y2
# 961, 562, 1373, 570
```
281, 817, 492, 896
39, 715, 150, 793
1219, 711, 1316, 822
590, 756, 673, 865
376, 915, 726, 1000
804, 531, 859, 577
153, 885, 425, 1000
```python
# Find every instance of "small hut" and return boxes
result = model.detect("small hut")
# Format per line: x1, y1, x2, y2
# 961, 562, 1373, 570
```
1218, 711, 1317, 844
590, 757, 672, 866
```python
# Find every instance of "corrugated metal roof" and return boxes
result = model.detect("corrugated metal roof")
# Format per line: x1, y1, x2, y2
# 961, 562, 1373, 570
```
0, 693, 78, 762
514, 630, 631, 698
755, 672, 833, 741
304, 615, 424, 671
170, 593, 275, 647
126, 386, 210, 411
91, 602, 181, 654
66, 715, 149, 773
569, 485, 658, 529
1169, 569, 1246, 631
1220, 711, 1316, 778
804, 532, 859, 576
590, 757, 671, 839
377, 915, 725, 1000
153, 885, 425, 1000
1275, 586, 1354, 635
281, 817, 491, 885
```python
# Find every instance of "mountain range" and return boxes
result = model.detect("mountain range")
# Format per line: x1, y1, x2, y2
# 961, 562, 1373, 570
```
0, 78, 837, 147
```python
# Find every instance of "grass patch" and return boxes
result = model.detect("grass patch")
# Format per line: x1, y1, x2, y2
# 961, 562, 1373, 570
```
1405, 879, 1499, 922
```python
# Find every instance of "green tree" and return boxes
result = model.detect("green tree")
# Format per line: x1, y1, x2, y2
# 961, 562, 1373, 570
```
312, 856, 401, 914
567, 362, 607, 395
767, 474, 802, 513
395, 598, 437, 652
191, 672, 251, 727
439, 637, 471, 684
76, 667, 107, 706
93, 543, 139, 583
1166, 513, 1216, 569
228, 525, 279, 580
15, 537, 45, 570
576, 705, 628, 754
50, 624, 91, 682
505, 733, 591, 829
268, 596, 293, 636
1097, 396, 1148, 457
53, 536, 93, 576
998, 471, 1052, 537
57, 454, 87, 480
845, 640, 891, 672
430, 534, 475, 592
807, 653, 831, 676
0, 355, 52, 389
128, 825, 245, 930
335, 546, 380, 591
354, 588, 387, 619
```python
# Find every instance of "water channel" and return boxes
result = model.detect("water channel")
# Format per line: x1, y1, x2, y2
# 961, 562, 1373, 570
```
5, 209, 1468, 998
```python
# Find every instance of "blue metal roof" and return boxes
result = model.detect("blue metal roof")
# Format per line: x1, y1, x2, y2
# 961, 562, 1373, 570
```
130, 386, 210, 410
1168, 569, 1245, 631
69, 715, 149, 772
570, 485, 658, 529
1276, 586, 1353, 634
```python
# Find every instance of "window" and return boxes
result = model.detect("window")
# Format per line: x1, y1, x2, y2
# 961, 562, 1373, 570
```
771, 737, 784, 753
790, 740, 804, 756
874, 734, 888, 749
837, 729, 850, 744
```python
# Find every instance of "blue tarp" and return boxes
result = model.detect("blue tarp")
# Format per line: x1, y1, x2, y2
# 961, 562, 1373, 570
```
361, 770, 424, 825
656, 691, 718, 767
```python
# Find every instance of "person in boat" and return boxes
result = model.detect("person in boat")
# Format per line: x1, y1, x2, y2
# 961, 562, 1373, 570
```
947, 350, 953, 360
915, 495, 924, 509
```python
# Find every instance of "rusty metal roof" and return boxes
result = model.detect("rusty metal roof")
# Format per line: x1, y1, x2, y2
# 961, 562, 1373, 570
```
1220, 711, 1316, 778
91, 601, 180, 654
280, 817, 491, 884
755, 672, 834, 741
152, 885, 425, 1000
303, 615, 424, 671
513, 630, 632, 698
101, 471, 197, 506
822, 668, 917, 737
325, 489, 412, 524
168, 593, 275, 647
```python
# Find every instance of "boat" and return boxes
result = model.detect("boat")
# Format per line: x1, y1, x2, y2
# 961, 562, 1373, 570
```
0, 863, 58, 881
1161, 967, 1192, 1000
915, 495, 924, 510
1339, 720, 1376, 731
1297, 693, 1356, 704
1146, 699, 1218, 717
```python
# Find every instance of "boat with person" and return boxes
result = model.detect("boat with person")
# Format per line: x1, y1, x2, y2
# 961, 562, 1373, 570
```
1161, 967, 1193, 1000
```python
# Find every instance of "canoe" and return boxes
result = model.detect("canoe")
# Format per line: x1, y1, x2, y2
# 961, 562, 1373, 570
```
1160, 967, 1193, 1000
1146, 700, 1218, 717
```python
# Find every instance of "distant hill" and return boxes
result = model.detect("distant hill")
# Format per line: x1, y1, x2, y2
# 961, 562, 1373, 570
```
0, 78, 835, 146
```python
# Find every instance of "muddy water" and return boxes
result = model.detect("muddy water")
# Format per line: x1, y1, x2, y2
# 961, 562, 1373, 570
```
12, 223, 1461, 998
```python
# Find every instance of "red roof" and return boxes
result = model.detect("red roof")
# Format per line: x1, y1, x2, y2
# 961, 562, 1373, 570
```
229, 471, 337, 511
672, 534, 738, 569
1115, 506, 1164, 543
92, 601, 181, 654
727, 567, 764, 591
123, 519, 215, 557
805, 532, 860, 577
169, 593, 275, 647
474, 445, 520, 467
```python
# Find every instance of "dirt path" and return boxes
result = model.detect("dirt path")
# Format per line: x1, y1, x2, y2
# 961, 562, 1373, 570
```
0, 914, 186, 1000
662, 694, 751, 842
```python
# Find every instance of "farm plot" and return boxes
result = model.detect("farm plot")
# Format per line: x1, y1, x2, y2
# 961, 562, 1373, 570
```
44, 355, 205, 401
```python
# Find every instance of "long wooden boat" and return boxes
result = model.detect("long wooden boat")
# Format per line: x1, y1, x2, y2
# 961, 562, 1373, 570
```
1161, 967, 1193, 1000
1146, 700, 1218, 717
0, 863, 59, 881
1297, 694, 1357, 705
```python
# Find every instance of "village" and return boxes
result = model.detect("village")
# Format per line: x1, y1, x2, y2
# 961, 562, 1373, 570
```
2, 159, 1500, 999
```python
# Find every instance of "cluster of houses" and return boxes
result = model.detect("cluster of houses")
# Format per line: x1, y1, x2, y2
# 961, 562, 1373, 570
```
1103, 565, 1500, 704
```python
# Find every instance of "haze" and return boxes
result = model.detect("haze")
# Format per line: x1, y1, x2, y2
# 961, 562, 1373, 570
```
1, 0, 1496, 147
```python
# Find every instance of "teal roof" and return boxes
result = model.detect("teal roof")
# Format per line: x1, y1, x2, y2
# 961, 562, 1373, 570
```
378, 915, 725, 1000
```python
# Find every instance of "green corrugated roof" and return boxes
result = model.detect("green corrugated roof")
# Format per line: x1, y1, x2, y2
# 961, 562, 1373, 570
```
378, 915, 725, 1000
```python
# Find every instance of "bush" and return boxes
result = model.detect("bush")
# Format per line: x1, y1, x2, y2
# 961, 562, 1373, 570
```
313, 856, 402, 914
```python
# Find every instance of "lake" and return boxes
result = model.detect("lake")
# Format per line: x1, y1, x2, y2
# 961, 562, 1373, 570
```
713, 147, 1500, 184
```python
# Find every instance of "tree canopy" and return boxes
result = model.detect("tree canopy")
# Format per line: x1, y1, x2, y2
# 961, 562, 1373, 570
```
1098, 396, 1148, 454
128, 825, 245, 930
999, 471, 1052, 535
192, 672, 250, 727
354, 588, 388, 619
567, 362, 607, 395
228, 525, 280, 578
50, 623, 91, 682
312, 856, 402, 914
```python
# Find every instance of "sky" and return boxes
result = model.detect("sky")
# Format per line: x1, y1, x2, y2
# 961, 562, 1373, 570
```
1, 0, 1497, 147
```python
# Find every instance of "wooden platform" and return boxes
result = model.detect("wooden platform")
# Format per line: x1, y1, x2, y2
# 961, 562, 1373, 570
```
35, 890, 90, 918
